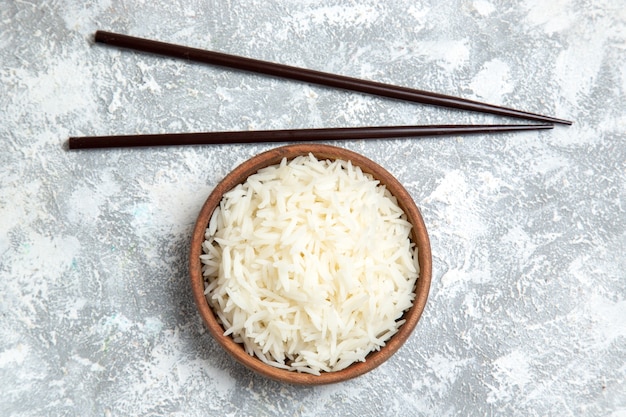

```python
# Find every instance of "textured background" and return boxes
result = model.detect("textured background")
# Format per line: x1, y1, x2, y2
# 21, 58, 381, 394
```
1, 1, 625, 416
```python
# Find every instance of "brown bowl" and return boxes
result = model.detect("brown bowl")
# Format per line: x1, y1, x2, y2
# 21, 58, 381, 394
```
189, 144, 432, 385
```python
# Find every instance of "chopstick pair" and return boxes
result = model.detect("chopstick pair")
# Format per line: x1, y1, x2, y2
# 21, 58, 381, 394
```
68, 31, 571, 150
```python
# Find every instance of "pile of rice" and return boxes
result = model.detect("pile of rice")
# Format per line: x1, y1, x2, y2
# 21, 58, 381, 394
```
200, 154, 419, 375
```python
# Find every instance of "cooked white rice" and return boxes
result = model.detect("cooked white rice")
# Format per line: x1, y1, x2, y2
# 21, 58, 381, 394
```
200, 154, 419, 375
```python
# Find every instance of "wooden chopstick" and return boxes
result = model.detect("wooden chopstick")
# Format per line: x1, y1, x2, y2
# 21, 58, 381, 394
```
68, 124, 553, 149
94, 30, 572, 126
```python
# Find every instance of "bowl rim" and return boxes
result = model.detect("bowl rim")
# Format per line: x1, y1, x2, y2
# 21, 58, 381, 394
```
189, 143, 432, 385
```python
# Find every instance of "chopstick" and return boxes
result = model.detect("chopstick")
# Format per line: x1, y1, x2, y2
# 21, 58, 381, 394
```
68, 124, 553, 149
94, 30, 572, 126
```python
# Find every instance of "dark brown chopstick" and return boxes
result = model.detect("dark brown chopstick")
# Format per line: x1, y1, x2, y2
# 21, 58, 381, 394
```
68, 124, 553, 149
94, 30, 572, 126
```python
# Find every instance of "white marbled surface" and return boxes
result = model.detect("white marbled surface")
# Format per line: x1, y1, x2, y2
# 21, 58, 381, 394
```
1, 1, 625, 416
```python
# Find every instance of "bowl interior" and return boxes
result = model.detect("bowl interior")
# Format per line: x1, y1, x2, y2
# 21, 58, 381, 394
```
189, 144, 432, 385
